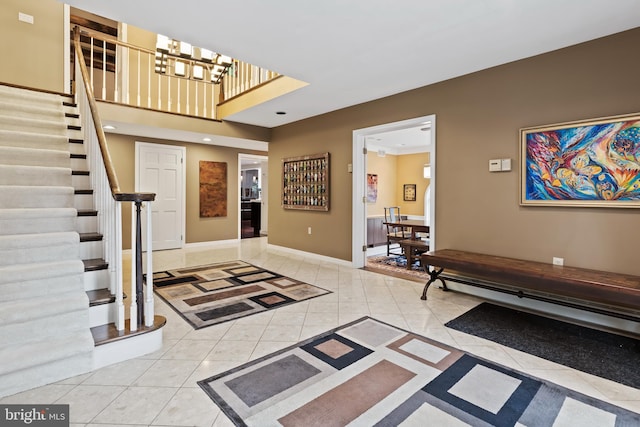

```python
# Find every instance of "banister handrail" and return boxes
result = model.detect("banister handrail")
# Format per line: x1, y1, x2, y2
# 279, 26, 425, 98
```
73, 27, 155, 203
73, 26, 121, 197
72, 25, 156, 331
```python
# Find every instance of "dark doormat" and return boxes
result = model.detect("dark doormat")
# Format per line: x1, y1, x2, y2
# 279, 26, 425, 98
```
445, 302, 640, 389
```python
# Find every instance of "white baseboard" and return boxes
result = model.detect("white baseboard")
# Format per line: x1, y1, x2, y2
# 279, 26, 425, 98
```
92, 328, 163, 370
266, 244, 352, 268
185, 239, 239, 248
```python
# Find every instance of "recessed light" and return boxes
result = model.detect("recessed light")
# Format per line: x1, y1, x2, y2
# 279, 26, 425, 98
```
103, 125, 116, 130
203, 137, 212, 142
276, 111, 286, 115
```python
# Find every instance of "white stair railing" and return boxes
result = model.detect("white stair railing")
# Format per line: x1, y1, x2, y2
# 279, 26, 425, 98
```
74, 28, 156, 331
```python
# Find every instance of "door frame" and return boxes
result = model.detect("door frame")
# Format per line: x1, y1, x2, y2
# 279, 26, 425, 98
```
135, 141, 186, 250
238, 153, 269, 239
352, 115, 437, 268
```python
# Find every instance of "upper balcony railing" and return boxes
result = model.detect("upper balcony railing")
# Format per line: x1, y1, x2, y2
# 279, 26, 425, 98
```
75, 28, 279, 121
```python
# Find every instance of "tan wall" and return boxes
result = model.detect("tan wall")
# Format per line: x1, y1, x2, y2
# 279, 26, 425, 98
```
270, 28, 640, 274
366, 152, 430, 217
366, 153, 397, 217
396, 153, 430, 216
106, 133, 266, 249
0, 0, 65, 92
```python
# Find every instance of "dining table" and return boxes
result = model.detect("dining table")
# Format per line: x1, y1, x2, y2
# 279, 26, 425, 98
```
383, 219, 430, 269
383, 219, 429, 240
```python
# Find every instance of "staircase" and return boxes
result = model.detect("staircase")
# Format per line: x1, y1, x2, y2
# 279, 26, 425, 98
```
0, 84, 163, 398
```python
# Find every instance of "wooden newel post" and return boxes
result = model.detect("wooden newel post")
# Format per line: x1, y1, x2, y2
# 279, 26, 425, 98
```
135, 200, 144, 327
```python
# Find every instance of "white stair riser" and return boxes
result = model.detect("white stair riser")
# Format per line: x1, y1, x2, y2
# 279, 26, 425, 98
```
80, 240, 103, 259
93, 328, 163, 370
74, 193, 94, 210
84, 269, 110, 291
77, 215, 97, 233
68, 143, 86, 156
70, 157, 87, 171
89, 302, 115, 327
72, 174, 90, 189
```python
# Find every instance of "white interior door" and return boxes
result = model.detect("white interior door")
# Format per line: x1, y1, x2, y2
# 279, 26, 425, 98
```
136, 142, 185, 251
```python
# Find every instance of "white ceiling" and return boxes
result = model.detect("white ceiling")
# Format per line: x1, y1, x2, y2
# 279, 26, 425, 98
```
64, 0, 640, 134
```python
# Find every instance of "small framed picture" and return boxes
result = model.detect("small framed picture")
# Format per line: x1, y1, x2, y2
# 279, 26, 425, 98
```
403, 184, 416, 201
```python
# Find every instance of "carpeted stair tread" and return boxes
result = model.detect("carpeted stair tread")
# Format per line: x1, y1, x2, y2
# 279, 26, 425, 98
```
0, 262, 83, 303
0, 291, 89, 326
0, 231, 80, 266
0, 129, 68, 150
0, 330, 94, 377
0, 100, 64, 120
0, 85, 65, 105
0, 164, 72, 186
0, 84, 94, 398
0, 146, 70, 168
0, 186, 74, 208
0, 207, 77, 235
0, 259, 83, 287
0, 114, 67, 135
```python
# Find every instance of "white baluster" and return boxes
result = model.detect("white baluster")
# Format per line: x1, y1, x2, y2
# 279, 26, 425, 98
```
145, 201, 154, 327
130, 204, 138, 331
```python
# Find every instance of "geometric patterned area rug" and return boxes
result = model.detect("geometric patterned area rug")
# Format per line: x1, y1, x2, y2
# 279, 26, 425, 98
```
198, 317, 640, 426
152, 260, 331, 329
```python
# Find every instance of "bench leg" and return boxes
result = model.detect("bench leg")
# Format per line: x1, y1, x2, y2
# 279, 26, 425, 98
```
421, 266, 446, 300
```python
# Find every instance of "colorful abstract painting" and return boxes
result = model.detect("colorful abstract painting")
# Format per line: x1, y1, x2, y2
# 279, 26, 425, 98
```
521, 115, 640, 207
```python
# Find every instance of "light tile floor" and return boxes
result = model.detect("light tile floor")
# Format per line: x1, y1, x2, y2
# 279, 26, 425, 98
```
3, 237, 640, 426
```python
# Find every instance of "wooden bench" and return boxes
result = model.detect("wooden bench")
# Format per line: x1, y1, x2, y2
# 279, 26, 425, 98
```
419, 249, 640, 321
399, 239, 429, 269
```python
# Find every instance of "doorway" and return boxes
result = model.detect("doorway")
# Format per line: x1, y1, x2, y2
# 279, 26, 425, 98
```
135, 141, 186, 251
239, 154, 268, 239
352, 115, 436, 268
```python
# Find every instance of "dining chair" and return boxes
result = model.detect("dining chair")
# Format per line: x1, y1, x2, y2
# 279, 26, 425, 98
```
384, 207, 409, 256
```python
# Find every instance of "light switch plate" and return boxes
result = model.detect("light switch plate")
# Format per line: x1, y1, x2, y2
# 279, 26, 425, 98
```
18, 12, 34, 24
501, 158, 512, 171
489, 159, 501, 172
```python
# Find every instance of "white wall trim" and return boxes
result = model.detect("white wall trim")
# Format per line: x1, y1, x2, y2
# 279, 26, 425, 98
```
267, 244, 353, 268
352, 115, 437, 268
185, 239, 239, 248
63, 5, 70, 94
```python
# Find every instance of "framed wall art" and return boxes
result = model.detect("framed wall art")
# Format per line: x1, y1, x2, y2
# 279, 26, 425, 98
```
403, 184, 416, 201
199, 161, 227, 217
520, 113, 640, 208
282, 152, 329, 211
367, 174, 378, 203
